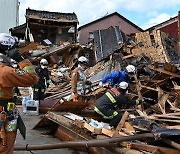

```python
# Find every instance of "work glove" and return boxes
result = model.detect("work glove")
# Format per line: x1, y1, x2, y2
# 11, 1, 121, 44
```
136, 98, 144, 105
73, 93, 78, 102
99, 81, 103, 87
7, 49, 24, 62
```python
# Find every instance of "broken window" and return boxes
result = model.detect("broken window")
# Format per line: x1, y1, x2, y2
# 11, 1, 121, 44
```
88, 32, 94, 42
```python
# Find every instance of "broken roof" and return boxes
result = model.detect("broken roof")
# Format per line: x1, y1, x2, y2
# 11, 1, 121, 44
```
78, 12, 144, 31
26, 8, 78, 23
146, 16, 178, 31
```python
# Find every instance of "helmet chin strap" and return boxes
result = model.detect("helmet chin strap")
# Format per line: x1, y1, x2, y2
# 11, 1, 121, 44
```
41, 65, 47, 69
78, 64, 85, 71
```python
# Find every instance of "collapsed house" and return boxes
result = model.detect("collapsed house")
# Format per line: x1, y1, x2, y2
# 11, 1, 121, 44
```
9, 8, 180, 153
10, 8, 78, 44
17, 26, 179, 153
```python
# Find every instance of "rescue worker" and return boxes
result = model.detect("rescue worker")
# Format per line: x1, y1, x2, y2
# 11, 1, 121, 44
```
71, 56, 89, 102
99, 65, 136, 88
0, 33, 38, 154
32, 58, 50, 102
11, 59, 21, 103
94, 81, 143, 128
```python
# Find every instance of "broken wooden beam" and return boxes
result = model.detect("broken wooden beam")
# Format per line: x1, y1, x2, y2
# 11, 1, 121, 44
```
148, 66, 180, 78
116, 111, 129, 131
131, 142, 180, 154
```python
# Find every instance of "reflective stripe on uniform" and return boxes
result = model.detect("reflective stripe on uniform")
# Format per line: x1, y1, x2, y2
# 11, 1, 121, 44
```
94, 106, 118, 119
34, 88, 39, 92
33, 88, 45, 92
23, 66, 35, 73
136, 100, 139, 105
7, 102, 15, 111
105, 92, 116, 103
46, 80, 50, 83
0, 91, 4, 97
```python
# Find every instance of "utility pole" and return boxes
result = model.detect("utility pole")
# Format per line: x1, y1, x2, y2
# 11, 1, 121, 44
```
178, 11, 180, 53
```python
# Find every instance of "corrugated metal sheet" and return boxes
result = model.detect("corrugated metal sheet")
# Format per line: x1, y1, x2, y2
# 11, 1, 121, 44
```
94, 26, 126, 62
0, 0, 19, 33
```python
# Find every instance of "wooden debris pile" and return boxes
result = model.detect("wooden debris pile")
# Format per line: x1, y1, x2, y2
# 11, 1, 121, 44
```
19, 27, 180, 153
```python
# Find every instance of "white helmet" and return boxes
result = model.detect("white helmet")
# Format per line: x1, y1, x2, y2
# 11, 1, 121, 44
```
78, 56, 88, 63
40, 58, 48, 65
0, 33, 16, 52
119, 82, 129, 89
126, 65, 135, 73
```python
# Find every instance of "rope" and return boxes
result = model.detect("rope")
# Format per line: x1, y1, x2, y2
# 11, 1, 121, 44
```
26, 144, 35, 154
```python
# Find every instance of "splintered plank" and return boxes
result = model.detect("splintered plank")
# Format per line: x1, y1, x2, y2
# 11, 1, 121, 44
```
131, 143, 180, 154
116, 111, 129, 131
124, 122, 135, 132
84, 123, 102, 134
74, 119, 85, 128
101, 128, 120, 137
157, 87, 169, 114
148, 66, 180, 78
18, 42, 37, 53
52, 101, 91, 112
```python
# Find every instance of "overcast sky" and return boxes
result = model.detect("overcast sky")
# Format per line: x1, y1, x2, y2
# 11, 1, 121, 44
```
19, 0, 180, 30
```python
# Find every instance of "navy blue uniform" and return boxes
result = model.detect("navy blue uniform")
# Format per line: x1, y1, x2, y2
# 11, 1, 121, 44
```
95, 88, 138, 127
32, 66, 50, 101
101, 71, 130, 87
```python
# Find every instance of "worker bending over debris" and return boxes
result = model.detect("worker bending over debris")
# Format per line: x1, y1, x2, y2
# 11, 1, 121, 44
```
94, 81, 143, 128
32, 58, 50, 103
0, 33, 38, 154
71, 56, 91, 102
99, 65, 136, 88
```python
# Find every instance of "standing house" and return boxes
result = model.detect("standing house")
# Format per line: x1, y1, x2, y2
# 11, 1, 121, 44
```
78, 12, 143, 45
146, 15, 179, 39
0, 0, 19, 33
10, 8, 78, 44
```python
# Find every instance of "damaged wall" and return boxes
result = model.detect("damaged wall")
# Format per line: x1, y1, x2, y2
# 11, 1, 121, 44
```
132, 30, 180, 64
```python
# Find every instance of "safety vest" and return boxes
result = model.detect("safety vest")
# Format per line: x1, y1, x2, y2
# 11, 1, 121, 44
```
71, 67, 87, 95
94, 88, 120, 119
105, 88, 120, 103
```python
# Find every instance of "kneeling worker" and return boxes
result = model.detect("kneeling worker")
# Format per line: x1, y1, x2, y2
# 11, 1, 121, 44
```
94, 81, 143, 128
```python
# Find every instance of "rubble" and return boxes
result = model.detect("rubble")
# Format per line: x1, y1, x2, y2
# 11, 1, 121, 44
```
16, 24, 180, 153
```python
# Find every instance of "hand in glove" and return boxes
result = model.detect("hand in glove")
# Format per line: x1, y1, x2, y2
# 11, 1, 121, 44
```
73, 93, 78, 102
136, 98, 144, 105
7, 49, 24, 62
99, 81, 103, 87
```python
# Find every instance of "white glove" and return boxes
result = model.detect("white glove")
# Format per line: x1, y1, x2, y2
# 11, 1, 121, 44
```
99, 81, 103, 87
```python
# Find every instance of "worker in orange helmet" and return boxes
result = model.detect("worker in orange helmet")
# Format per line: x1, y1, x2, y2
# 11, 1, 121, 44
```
0, 33, 38, 154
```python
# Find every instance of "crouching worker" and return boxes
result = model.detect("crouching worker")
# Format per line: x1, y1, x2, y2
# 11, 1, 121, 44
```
0, 33, 38, 154
94, 81, 143, 128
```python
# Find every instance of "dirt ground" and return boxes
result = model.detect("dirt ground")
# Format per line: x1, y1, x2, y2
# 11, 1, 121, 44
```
14, 106, 84, 154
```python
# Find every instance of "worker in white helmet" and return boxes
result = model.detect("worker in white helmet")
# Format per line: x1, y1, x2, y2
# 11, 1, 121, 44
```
71, 56, 91, 102
95, 81, 143, 128
32, 58, 50, 102
99, 65, 136, 88
0, 33, 38, 153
